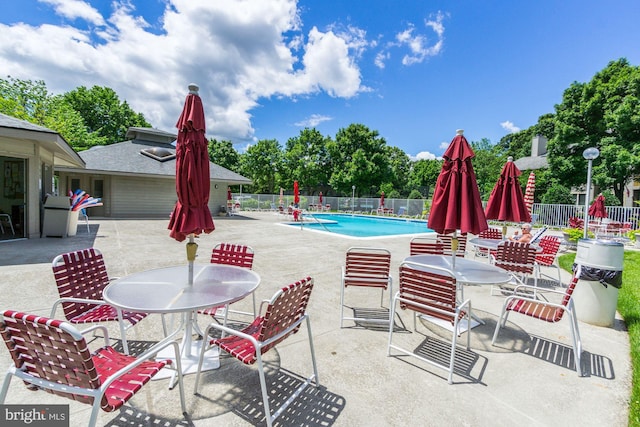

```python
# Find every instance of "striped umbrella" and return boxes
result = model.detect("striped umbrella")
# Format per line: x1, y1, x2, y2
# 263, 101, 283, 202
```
524, 171, 535, 215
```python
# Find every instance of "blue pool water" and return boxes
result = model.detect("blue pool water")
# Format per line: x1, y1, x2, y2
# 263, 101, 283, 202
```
286, 213, 434, 238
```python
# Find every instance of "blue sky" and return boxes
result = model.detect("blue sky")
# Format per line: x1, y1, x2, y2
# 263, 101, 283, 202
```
1, 1, 639, 160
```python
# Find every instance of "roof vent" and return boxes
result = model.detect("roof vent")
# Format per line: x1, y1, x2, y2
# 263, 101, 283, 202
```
140, 147, 176, 162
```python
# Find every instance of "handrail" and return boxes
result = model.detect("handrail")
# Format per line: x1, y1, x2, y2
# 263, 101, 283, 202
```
299, 211, 332, 233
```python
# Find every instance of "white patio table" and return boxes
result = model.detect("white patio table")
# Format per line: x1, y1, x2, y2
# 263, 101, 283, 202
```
104, 264, 260, 382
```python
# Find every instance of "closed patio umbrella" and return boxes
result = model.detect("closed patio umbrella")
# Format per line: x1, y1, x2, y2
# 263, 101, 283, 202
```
524, 171, 535, 216
294, 180, 300, 207
279, 187, 284, 207
429, 129, 488, 265
380, 191, 385, 208
168, 83, 215, 284
485, 157, 531, 237
588, 193, 607, 219
319, 191, 323, 205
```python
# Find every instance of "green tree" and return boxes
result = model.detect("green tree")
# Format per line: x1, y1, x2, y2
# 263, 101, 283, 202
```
62, 86, 150, 144
0, 76, 50, 123
408, 158, 442, 197
541, 182, 575, 204
208, 139, 240, 173
239, 139, 283, 193
44, 96, 106, 149
548, 58, 640, 202
384, 145, 411, 195
283, 128, 332, 195
0, 76, 104, 149
327, 124, 390, 196
471, 138, 507, 200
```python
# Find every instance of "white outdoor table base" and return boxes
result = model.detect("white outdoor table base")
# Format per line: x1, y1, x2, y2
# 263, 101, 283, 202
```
104, 264, 260, 383
404, 255, 512, 332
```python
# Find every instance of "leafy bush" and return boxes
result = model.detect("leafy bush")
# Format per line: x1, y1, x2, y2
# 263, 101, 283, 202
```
600, 189, 621, 206
562, 227, 593, 243
541, 182, 575, 204
408, 189, 423, 199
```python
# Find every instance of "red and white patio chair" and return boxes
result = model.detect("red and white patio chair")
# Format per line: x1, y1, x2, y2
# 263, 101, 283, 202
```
0, 310, 186, 427
534, 235, 562, 286
198, 243, 256, 322
195, 277, 318, 427
490, 241, 537, 296
437, 233, 468, 258
492, 273, 583, 376
51, 248, 149, 354
409, 236, 444, 256
340, 247, 393, 328
388, 262, 472, 384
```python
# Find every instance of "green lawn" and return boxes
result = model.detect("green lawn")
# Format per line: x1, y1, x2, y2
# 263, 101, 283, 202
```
558, 251, 640, 427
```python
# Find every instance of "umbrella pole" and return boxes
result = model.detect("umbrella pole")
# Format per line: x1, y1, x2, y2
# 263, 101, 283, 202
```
502, 223, 507, 239
451, 231, 458, 267
186, 234, 198, 285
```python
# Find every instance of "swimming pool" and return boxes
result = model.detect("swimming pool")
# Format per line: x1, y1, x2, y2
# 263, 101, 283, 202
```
283, 213, 434, 238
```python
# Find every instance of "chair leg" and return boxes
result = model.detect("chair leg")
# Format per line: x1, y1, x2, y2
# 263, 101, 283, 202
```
340, 282, 345, 328
255, 353, 274, 427
387, 294, 399, 355
305, 316, 320, 385
568, 306, 583, 376
115, 308, 129, 355
0, 371, 13, 403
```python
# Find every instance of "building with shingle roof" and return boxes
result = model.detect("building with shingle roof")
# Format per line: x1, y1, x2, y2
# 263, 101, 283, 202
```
56, 127, 251, 218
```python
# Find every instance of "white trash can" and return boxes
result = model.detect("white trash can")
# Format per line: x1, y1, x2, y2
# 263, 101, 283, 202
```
67, 210, 79, 236
572, 239, 624, 327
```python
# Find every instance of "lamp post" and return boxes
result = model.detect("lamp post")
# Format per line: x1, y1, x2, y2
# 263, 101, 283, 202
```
352, 185, 356, 212
583, 147, 600, 239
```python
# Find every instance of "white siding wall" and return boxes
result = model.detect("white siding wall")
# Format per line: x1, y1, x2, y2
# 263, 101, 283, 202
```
110, 176, 227, 218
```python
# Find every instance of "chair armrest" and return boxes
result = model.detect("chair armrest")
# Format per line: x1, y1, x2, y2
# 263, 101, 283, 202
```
79, 324, 110, 346
50, 297, 109, 318
98, 336, 182, 392
502, 294, 570, 313
511, 283, 567, 297
204, 314, 308, 349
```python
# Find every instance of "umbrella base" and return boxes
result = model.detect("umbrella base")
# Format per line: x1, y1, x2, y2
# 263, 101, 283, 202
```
420, 314, 481, 334
154, 339, 220, 382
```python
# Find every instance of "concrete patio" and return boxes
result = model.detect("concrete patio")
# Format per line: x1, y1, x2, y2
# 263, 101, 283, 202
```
0, 212, 631, 426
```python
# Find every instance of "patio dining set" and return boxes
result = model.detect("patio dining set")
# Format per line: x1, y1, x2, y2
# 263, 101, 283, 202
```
0, 243, 318, 427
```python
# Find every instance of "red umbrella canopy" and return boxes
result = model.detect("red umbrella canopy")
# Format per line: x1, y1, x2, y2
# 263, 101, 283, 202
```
319, 191, 323, 204
168, 84, 215, 242
485, 157, 531, 223
524, 171, 535, 215
380, 191, 385, 207
429, 130, 488, 235
294, 180, 300, 205
588, 193, 608, 218
227, 187, 232, 201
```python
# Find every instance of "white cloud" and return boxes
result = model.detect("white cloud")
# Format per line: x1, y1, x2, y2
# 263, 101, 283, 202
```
412, 151, 438, 161
39, 0, 106, 26
395, 11, 446, 66
294, 114, 332, 127
374, 51, 390, 69
0, 0, 366, 143
500, 120, 521, 133
439, 141, 450, 151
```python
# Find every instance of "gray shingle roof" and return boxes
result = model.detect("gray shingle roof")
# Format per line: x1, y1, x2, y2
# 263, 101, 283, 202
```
68, 136, 251, 184
0, 113, 58, 133
0, 113, 84, 167
514, 154, 548, 171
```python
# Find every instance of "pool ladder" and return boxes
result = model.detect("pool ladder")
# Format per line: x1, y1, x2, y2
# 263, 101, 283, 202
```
299, 211, 332, 233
